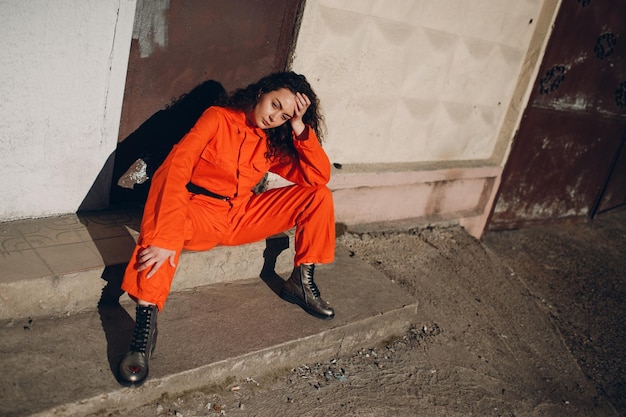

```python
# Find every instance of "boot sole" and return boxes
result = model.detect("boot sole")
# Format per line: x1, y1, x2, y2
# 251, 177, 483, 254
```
279, 290, 335, 320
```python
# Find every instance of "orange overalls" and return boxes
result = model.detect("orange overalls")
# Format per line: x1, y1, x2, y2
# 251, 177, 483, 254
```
121, 106, 335, 311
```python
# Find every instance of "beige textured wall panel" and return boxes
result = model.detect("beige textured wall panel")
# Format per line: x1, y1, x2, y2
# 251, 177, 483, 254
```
334, 183, 433, 224
293, 0, 543, 165
332, 176, 491, 226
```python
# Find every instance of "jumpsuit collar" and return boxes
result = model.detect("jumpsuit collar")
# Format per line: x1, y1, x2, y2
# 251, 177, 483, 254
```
228, 108, 266, 138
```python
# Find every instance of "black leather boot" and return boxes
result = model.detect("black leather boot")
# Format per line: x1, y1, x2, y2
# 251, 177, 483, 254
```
280, 264, 334, 320
118, 304, 158, 386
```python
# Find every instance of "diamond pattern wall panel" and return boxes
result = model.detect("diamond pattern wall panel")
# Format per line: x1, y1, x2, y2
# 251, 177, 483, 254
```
293, 0, 543, 164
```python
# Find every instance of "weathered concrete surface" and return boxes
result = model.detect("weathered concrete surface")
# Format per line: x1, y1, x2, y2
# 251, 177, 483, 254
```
0, 246, 416, 417
0, 223, 295, 321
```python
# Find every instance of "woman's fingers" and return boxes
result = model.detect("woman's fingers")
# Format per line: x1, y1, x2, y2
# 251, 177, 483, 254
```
136, 246, 176, 278
146, 258, 165, 278
295, 92, 310, 116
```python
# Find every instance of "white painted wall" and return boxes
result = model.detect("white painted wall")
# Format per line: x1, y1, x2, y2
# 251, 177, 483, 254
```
0, 0, 136, 221
291, 0, 543, 165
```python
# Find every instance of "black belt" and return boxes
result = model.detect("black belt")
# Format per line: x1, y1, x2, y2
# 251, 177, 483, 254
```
186, 182, 231, 201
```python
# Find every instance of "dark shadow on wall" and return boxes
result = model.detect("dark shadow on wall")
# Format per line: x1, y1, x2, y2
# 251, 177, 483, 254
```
111, 79, 227, 208
78, 79, 227, 212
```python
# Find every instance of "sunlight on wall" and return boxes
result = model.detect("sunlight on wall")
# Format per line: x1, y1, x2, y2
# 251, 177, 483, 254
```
0, 0, 136, 220
292, 0, 542, 165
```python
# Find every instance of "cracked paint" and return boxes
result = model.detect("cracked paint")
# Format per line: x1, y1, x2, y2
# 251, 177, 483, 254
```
132, 0, 170, 58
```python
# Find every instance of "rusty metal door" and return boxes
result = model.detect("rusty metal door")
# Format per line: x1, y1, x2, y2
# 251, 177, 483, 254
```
488, 0, 626, 230
118, 0, 304, 141
108, 0, 304, 205
594, 136, 626, 214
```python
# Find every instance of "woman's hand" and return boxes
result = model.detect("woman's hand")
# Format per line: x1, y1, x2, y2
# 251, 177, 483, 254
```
290, 92, 311, 138
136, 245, 177, 278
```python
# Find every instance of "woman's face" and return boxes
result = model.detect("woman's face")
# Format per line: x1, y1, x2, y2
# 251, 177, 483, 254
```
249, 88, 296, 129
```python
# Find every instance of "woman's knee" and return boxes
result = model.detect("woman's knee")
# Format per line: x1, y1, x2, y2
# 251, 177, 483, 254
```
310, 184, 332, 200
308, 185, 334, 216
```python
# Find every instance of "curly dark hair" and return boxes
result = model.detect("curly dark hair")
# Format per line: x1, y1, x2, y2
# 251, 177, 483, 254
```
222, 71, 325, 162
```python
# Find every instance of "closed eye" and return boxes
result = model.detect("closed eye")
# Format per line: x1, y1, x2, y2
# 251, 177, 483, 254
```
273, 99, 292, 121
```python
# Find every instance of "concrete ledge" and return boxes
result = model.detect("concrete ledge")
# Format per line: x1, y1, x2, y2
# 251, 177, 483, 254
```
0, 233, 295, 321
171, 232, 295, 293
1, 160, 501, 320
0, 268, 107, 322
0, 245, 417, 417
32, 305, 416, 417
268, 163, 502, 238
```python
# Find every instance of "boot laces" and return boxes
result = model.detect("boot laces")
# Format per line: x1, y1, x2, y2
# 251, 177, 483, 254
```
306, 278, 321, 298
130, 306, 155, 353
303, 265, 321, 298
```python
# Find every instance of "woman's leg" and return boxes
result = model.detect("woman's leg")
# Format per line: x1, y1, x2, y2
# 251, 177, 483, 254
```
121, 195, 228, 311
120, 244, 183, 311
225, 184, 335, 266
225, 184, 336, 319
118, 196, 225, 386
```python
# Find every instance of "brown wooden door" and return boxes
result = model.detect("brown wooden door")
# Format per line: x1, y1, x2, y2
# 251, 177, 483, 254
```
488, 0, 626, 230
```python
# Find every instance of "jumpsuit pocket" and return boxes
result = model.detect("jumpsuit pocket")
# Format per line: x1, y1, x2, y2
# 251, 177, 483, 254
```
248, 158, 271, 187
193, 144, 235, 184
198, 145, 223, 165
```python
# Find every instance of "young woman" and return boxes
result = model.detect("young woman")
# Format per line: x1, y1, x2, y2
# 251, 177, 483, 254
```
118, 72, 336, 386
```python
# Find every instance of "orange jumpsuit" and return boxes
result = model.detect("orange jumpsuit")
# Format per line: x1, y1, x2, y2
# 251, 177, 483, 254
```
121, 106, 335, 311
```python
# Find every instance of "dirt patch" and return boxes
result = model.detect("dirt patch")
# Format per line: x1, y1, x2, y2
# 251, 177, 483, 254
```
120, 210, 625, 417
483, 211, 626, 416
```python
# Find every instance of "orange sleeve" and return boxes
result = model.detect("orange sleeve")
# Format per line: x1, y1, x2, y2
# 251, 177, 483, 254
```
270, 126, 331, 186
139, 107, 222, 249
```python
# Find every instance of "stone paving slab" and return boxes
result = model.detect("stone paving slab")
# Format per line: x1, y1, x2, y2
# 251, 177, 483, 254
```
0, 211, 295, 321
0, 237, 297, 322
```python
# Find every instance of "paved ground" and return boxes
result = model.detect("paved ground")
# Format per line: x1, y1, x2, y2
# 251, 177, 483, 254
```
121, 207, 626, 417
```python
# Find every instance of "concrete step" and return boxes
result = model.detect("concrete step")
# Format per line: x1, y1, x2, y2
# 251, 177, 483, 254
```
0, 245, 418, 417
0, 210, 296, 321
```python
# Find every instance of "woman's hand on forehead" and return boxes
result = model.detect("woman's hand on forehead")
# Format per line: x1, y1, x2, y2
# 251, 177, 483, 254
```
289, 92, 310, 137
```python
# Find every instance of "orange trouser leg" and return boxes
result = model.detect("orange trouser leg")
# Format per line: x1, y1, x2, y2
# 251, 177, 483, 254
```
223, 184, 335, 266
121, 245, 183, 311
121, 195, 226, 311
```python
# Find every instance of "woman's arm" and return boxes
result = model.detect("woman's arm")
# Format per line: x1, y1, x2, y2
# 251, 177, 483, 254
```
270, 93, 331, 185
139, 107, 222, 249
270, 127, 331, 186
